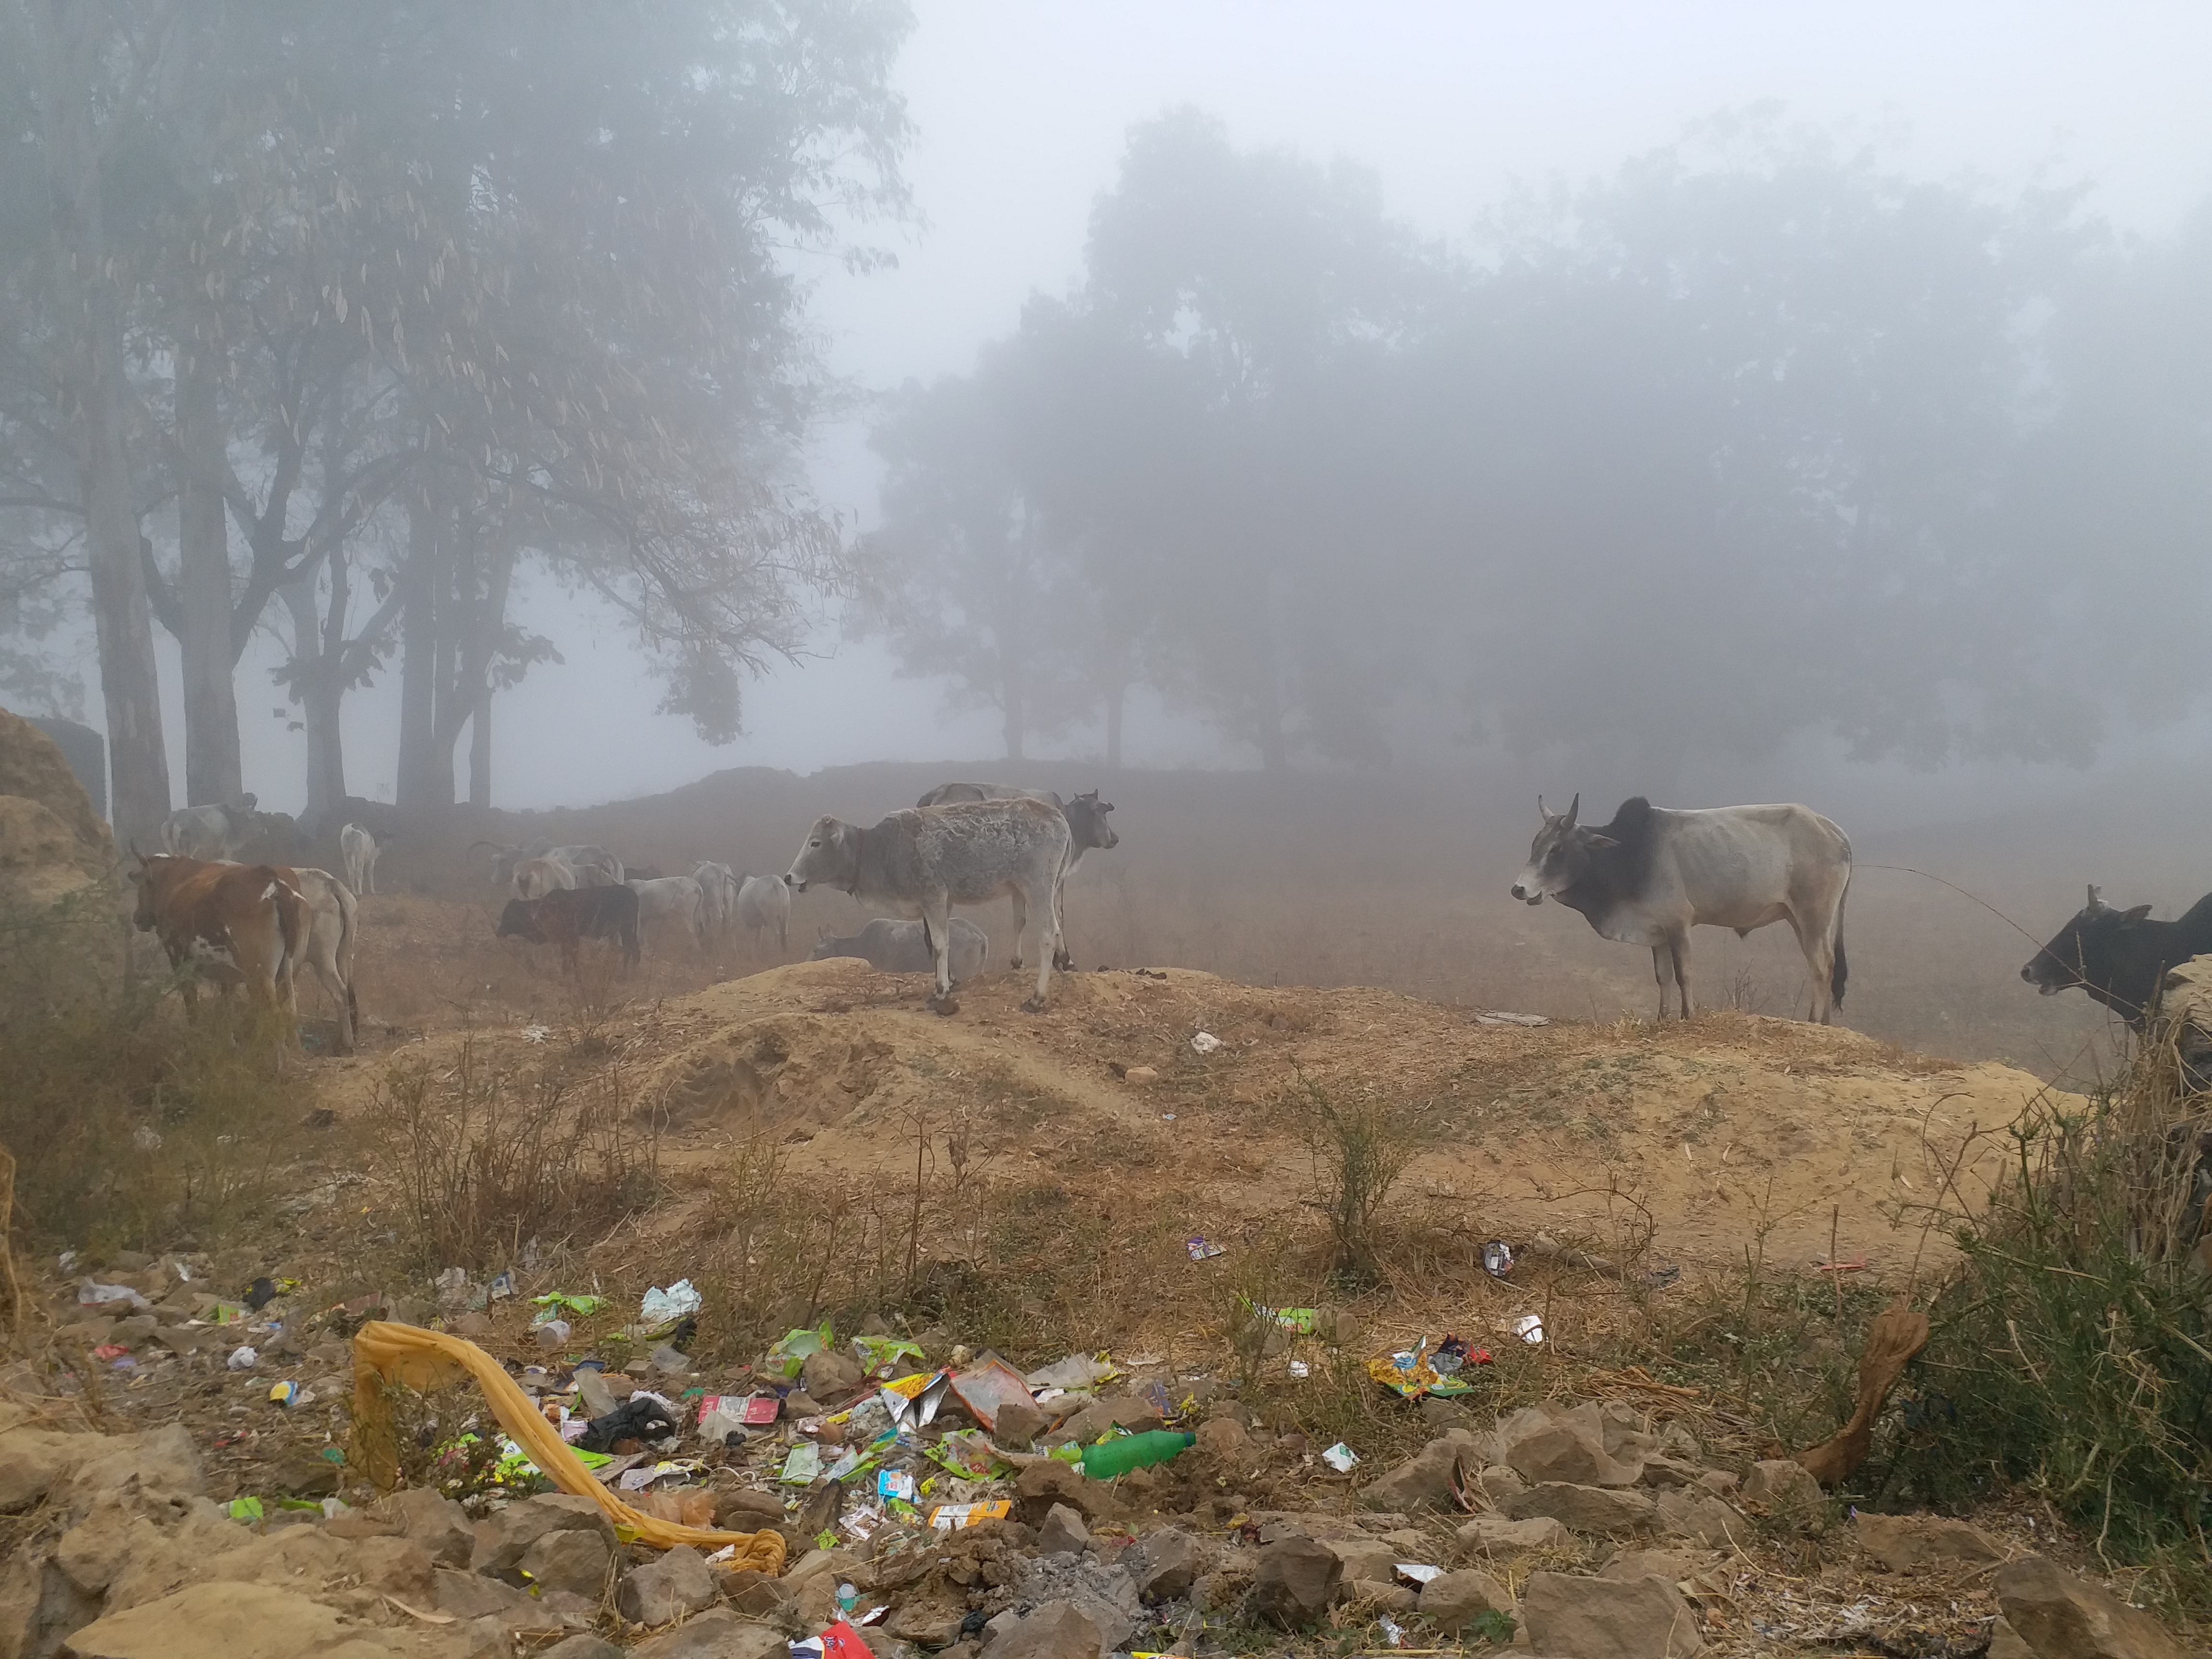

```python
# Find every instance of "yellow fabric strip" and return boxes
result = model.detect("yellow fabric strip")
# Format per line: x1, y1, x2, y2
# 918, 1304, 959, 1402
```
350, 1319, 785, 1575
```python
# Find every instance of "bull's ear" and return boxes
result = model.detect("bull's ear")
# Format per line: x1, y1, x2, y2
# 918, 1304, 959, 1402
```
2087, 883, 2103, 909
1582, 832, 1618, 850
2121, 903, 2153, 925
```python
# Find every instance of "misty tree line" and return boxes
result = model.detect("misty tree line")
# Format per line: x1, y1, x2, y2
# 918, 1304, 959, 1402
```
866, 110, 2212, 776
0, 0, 910, 837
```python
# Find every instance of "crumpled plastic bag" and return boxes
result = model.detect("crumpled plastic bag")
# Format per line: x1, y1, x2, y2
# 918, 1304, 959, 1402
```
639, 1279, 702, 1324
766, 1322, 834, 1379
76, 1279, 150, 1311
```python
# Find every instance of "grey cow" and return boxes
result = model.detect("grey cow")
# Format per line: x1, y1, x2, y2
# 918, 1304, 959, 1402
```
785, 798, 1070, 1011
810, 916, 989, 982
1510, 794, 1852, 1023
734, 873, 791, 952
158, 794, 261, 859
915, 783, 1118, 969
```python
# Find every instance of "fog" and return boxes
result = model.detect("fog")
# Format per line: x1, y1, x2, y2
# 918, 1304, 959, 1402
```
6, 0, 2212, 833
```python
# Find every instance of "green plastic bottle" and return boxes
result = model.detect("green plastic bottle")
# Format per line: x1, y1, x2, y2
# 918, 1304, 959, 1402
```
1076, 1430, 1194, 1479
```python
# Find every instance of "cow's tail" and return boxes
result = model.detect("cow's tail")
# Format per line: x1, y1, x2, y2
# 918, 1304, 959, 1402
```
335, 878, 361, 1034
1830, 866, 1851, 1010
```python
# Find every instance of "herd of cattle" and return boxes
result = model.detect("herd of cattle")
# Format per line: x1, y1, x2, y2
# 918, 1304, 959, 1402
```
122, 776, 2205, 1052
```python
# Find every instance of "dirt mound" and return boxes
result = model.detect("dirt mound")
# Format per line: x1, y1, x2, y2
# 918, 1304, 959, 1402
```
474, 961, 2065, 1278
0, 708, 113, 901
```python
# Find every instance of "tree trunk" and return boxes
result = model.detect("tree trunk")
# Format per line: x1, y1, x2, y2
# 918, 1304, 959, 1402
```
461, 530, 517, 809
281, 577, 347, 819
175, 337, 242, 806
39, 3, 170, 838
468, 689, 493, 808
395, 490, 446, 807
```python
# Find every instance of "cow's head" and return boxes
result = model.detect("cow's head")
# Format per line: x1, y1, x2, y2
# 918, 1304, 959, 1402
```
785, 816, 856, 894
1510, 794, 1616, 904
2021, 884, 2152, 997
126, 845, 172, 932
495, 898, 544, 943
1065, 790, 1119, 852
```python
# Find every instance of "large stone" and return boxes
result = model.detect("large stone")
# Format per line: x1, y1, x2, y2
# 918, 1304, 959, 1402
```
1037, 1503, 1091, 1555
539, 1638, 625, 1659
994, 1400, 1048, 1450
988, 1601, 1106, 1659
628, 1609, 789, 1659
1251, 1535, 1343, 1629
57, 1424, 204, 1516
1358, 1431, 1482, 1513
1855, 1511, 2004, 1572
372, 1487, 478, 1569
1015, 1460, 1106, 1521
1505, 1483, 1659, 1536
1741, 1460, 1823, 1521
1458, 1513, 1572, 1555
617, 1545, 719, 1626
1194, 1418, 1253, 1460
1602, 1550, 1706, 1585
721, 1568, 796, 1623
1994, 1555, 2184, 1659
1596, 1402, 1663, 1464
1467, 1464, 1529, 1507
1499, 1403, 1643, 1487
884, 1601, 966, 1646
346, 1536, 439, 1605
518, 1526, 614, 1597
1654, 1490, 1746, 1549
55, 1498, 157, 1597
1418, 1568, 1512, 1633
1126, 1526, 1206, 1601
1324, 1537, 1399, 1586
472, 1493, 617, 1582
1521, 1570, 1706, 1659
57, 1580, 389, 1659
800, 1349, 865, 1399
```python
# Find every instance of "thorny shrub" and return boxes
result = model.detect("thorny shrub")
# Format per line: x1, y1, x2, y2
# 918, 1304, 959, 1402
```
371, 1038, 661, 1273
0, 882, 299, 1255
1292, 1068, 1417, 1282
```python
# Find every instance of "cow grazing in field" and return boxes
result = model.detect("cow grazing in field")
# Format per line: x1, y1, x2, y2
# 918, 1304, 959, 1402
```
916, 783, 1118, 968
811, 917, 990, 982
496, 884, 641, 973
472, 840, 624, 891
130, 851, 308, 1032
2020, 885, 2212, 1029
785, 798, 1070, 1011
694, 862, 738, 936
339, 823, 382, 895
735, 873, 791, 952
285, 866, 361, 1052
1511, 794, 1853, 1023
158, 794, 261, 859
627, 874, 707, 948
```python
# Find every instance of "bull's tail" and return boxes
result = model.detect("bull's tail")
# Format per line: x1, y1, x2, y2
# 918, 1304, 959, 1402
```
1830, 881, 1850, 1009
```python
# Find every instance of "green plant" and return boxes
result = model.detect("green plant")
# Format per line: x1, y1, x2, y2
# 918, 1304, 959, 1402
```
1884, 1024, 2212, 1605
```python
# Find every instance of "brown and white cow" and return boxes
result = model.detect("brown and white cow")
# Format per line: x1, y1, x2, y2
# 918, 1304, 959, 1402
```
130, 852, 310, 1034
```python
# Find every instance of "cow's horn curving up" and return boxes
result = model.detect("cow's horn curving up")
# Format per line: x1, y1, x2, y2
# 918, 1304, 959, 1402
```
1563, 793, 1580, 830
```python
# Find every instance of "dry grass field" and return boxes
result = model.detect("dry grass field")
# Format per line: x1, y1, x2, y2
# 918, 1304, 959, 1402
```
322, 757, 2212, 1086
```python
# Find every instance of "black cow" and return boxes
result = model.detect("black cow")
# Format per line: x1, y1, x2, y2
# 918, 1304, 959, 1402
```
496, 884, 641, 972
2021, 885, 2212, 1028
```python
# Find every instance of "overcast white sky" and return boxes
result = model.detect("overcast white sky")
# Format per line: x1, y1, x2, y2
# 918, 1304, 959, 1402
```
207, 0, 2212, 810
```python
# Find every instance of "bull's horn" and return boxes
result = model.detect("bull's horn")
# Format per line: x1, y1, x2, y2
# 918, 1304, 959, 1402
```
1563, 793, 1580, 830
1537, 794, 1549, 821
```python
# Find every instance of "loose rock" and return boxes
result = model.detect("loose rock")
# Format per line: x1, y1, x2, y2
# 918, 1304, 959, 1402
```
1458, 1513, 1572, 1554
473, 1493, 617, 1583
988, 1601, 1106, 1659
617, 1545, 719, 1627
1500, 1402, 1644, 1487
1358, 1431, 1482, 1512
1741, 1459, 1823, 1523
1252, 1534, 1343, 1628
1522, 1569, 1706, 1659
1418, 1567, 1513, 1633
1037, 1503, 1092, 1555
1126, 1526, 1206, 1601
517, 1527, 613, 1598
628, 1608, 789, 1659
1994, 1554, 2183, 1659
1654, 1490, 1747, 1549
1505, 1483, 1660, 1535
1855, 1511, 2004, 1572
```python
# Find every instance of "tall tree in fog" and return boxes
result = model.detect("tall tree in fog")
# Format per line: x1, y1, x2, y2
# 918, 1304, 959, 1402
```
865, 362, 1091, 762
1083, 110, 1434, 770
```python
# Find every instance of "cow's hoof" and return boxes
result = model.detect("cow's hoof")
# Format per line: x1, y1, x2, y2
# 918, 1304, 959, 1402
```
1020, 996, 1047, 1015
1052, 955, 1074, 972
929, 995, 960, 1017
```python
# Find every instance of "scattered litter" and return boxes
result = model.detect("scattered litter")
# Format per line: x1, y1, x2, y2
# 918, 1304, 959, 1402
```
1023, 1353, 1115, 1391
853, 1334, 926, 1377
1240, 1300, 1316, 1335
1481, 1240, 1515, 1278
928, 1501, 1012, 1530
575, 1395, 681, 1454
694, 1396, 752, 1444
1287, 1360, 1310, 1379
1378, 1613, 1406, 1647
536, 1320, 571, 1348
244, 1276, 279, 1311
932, 1428, 1001, 1479
781, 1443, 822, 1485
1074, 1429, 1193, 1479
1366, 1345, 1475, 1399
649, 1344, 691, 1373
794, 1621, 878, 1659
132, 1125, 162, 1151
1190, 1031, 1222, 1054
705, 1542, 737, 1565
434, 1266, 470, 1305
227, 1496, 264, 1522
1505, 1314, 1545, 1345
881, 1370, 951, 1429
618, 1458, 706, 1492
531, 1291, 604, 1326
947, 1355, 1034, 1431
267, 1381, 304, 1407
1321, 1442, 1359, 1473
226, 1346, 258, 1371
520, 1024, 550, 1043
488, 1272, 514, 1301
877, 1469, 917, 1503
1186, 1235, 1226, 1261
76, 1280, 150, 1311
639, 1279, 703, 1324
1431, 1334, 1469, 1375
1160, 1111, 1175, 1120
767, 1323, 834, 1379
1395, 1563, 1443, 1585
1474, 1009, 1551, 1027
837, 1581, 860, 1614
